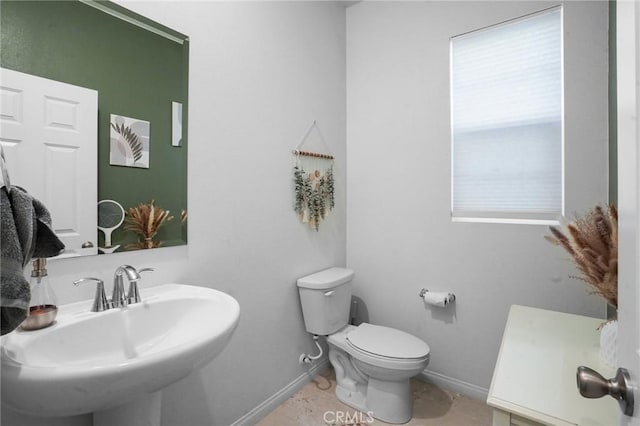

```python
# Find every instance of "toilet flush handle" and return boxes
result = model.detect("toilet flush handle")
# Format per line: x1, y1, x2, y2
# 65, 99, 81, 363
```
324, 291, 334, 297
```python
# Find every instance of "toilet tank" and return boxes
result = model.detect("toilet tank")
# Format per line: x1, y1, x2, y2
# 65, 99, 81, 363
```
297, 267, 354, 335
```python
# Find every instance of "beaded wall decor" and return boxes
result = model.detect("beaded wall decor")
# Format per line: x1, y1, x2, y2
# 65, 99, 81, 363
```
292, 121, 335, 231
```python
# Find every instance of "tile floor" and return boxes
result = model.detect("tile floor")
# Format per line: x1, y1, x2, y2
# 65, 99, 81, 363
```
257, 368, 492, 426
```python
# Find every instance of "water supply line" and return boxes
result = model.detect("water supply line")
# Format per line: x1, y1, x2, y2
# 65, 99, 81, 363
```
299, 335, 323, 364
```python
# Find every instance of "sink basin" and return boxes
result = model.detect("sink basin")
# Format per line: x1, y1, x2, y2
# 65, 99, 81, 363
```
1, 283, 240, 417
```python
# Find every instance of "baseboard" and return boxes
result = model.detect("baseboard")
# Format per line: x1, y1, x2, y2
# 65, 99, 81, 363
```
418, 370, 489, 402
231, 358, 330, 426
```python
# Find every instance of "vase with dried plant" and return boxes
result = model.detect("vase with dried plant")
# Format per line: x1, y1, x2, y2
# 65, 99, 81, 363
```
545, 204, 618, 309
124, 200, 174, 250
545, 204, 618, 367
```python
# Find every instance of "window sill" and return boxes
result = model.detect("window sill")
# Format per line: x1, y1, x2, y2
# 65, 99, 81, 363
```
451, 216, 560, 226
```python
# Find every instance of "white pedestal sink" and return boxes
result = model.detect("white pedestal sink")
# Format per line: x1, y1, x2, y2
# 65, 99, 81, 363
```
1, 284, 240, 424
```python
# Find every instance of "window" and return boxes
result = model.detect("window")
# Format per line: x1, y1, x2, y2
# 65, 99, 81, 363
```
450, 7, 563, 224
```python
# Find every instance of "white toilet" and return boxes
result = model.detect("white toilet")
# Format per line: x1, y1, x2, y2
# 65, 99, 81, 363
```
297, 267, 430, 424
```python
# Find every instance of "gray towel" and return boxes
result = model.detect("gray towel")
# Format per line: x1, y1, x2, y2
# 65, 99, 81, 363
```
1, 186, 65, 335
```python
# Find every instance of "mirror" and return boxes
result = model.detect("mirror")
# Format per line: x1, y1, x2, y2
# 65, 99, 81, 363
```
0, 0, 189, 257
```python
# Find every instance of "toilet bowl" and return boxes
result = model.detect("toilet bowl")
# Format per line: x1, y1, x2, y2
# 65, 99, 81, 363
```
327, 324, 429, 424
297, 267, 430, 424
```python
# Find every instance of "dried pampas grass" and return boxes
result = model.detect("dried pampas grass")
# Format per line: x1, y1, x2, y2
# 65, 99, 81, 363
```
546, 204, 618, 308
124, 200, 174, 250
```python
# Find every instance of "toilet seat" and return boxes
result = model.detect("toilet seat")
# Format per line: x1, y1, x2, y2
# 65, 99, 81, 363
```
346, 323, 430, 360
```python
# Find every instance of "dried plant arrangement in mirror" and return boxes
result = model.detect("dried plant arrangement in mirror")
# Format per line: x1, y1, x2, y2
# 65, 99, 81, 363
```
124, 200, 174, 250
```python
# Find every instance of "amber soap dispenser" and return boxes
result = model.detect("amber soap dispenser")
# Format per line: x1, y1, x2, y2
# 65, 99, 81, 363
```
21, 258, 58, 330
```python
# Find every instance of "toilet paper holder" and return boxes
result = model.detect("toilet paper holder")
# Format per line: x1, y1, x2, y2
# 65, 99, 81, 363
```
419, 288, 456, 302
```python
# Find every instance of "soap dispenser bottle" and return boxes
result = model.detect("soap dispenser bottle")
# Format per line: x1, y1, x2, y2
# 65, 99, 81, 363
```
21, 258, 58, 330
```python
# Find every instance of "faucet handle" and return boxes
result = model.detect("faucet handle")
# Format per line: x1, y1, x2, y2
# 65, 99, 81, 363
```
74, 277, 111, 312
128, 267, 154, 304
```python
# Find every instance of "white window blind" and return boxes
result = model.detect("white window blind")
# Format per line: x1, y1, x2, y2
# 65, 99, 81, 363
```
451, 7, 563, 223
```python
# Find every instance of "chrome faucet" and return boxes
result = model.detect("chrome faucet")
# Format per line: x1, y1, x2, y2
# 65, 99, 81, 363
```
74, 265, 153, 312
113, 265, 154, 307
73, 277, 111, 312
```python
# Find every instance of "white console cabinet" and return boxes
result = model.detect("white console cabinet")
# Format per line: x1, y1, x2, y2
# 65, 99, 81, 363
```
487, 305, 617, 426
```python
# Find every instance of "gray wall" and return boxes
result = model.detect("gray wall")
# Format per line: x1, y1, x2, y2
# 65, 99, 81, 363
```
346, 0, 608, 394
2, 2, 346, 425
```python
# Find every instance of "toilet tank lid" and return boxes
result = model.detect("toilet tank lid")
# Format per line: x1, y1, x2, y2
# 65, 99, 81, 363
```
297, 267, 354, 289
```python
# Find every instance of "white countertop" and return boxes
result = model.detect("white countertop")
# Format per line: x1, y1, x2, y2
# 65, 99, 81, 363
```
487, 305, 618, 426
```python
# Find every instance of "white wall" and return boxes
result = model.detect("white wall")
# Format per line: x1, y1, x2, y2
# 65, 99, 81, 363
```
2, 2, 346, 426
346, 1, 608, 394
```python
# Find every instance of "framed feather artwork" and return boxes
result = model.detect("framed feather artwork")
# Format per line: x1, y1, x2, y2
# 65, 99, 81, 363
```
110, 114, 150, 168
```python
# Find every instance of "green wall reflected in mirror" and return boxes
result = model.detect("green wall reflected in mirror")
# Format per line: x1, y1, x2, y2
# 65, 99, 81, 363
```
0, 0, 189, 254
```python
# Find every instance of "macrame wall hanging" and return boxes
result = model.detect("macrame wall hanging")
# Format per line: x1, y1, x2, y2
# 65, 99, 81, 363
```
292, 121, 335, 231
